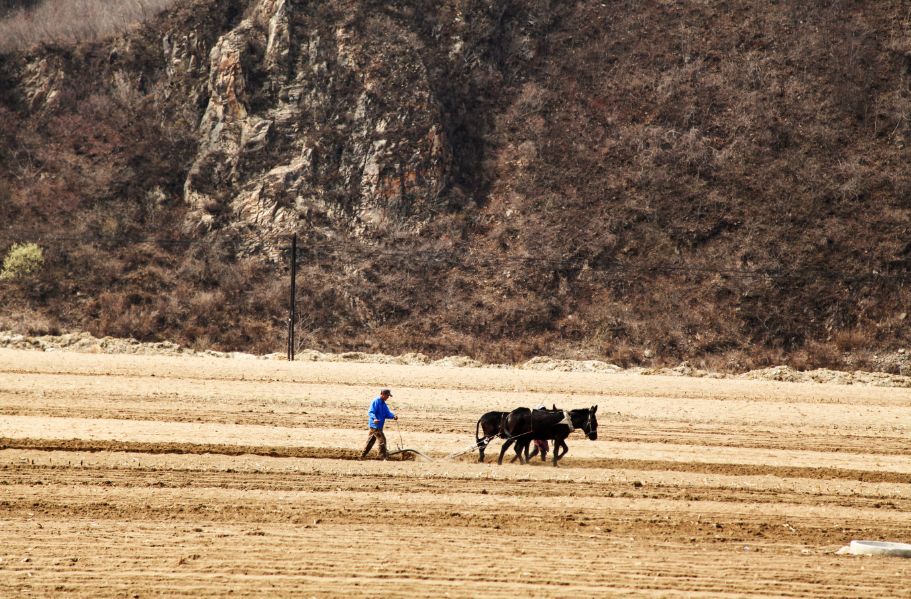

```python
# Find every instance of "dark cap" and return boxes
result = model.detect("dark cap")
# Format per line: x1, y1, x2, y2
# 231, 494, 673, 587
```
380, 388, 392, 396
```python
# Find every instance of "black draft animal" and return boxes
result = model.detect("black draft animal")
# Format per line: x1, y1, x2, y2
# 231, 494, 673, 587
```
523, 404, 561, 462
475, 411, 508, 463
498, 406, 598, 467
475, 405, 559, 463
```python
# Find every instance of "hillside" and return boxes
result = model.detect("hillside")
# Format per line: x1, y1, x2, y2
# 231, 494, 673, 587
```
1, 0, 910, 371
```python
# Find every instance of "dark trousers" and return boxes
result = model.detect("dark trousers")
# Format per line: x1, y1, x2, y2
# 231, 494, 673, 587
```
362, 428, 387, 458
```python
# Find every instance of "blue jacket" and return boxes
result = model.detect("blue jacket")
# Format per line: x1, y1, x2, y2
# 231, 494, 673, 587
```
368, 397, 395, 429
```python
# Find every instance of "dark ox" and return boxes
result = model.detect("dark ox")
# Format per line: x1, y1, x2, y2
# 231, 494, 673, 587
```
475, 405, 559, 463
498, 406, 598, 467
475, 411, 508, 463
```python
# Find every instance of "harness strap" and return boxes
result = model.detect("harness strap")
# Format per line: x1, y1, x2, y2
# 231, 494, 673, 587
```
559, 410, 574, 432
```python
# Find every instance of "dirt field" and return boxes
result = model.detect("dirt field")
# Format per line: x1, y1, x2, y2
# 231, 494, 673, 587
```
1, 348, 910, 597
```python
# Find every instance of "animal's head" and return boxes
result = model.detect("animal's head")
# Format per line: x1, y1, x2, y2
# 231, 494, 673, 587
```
570, 406, 598, 440
584, 405, 598, 440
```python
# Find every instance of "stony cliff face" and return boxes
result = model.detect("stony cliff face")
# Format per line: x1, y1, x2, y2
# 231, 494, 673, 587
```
183, 0, 451, 256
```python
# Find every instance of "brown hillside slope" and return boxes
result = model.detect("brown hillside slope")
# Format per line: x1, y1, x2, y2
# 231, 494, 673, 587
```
1, 0, 910, 370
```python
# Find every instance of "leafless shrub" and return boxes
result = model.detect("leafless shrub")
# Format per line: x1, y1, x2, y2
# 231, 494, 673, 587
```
0, 0, 179, 52
834, 158, 871, 202
0, 309, 59, 335
834, 327, 870, 352
792, 341, 844, 371
188, 289, 225, 314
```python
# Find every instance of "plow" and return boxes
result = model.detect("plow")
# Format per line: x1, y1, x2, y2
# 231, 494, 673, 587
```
385, 419, 436, 460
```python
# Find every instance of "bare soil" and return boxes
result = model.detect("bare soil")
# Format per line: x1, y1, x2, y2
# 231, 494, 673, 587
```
1, 348, 910, 597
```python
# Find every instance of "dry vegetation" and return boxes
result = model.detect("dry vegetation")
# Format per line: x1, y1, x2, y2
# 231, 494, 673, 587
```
0, 0, 179, 51
1, 0, 911, 369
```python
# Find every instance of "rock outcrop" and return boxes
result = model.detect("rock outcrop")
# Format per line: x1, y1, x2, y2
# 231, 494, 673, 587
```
183, 0, 450, 257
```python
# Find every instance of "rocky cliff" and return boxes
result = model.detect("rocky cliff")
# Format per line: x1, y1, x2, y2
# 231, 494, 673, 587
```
182, 0, 454, 257
1, 0, 910, 370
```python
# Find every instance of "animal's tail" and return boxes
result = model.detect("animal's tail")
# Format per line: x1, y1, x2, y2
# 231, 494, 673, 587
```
475, 417, 485, 448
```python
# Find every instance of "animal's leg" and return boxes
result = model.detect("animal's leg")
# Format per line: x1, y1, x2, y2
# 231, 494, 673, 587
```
511, 439, 525, 464
497, 438, 514, 465
557, 439, 569, 460
527, 444, 539, 461
554, 438, 569, 466
477, 436, 490, 463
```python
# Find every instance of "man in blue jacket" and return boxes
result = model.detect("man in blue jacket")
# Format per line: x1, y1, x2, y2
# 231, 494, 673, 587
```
360, 388, 397, 459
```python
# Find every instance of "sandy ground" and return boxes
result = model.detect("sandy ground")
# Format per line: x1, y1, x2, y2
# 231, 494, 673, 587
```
1, 348, 910, 597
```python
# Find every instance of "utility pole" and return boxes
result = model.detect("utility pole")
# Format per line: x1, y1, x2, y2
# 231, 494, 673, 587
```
287, 233, 297, 361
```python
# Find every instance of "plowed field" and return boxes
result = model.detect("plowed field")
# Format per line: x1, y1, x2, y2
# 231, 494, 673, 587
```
1, 348, 910, 597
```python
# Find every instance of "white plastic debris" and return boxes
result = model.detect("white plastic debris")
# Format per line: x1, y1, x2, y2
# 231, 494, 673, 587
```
836, 540, 911, 557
